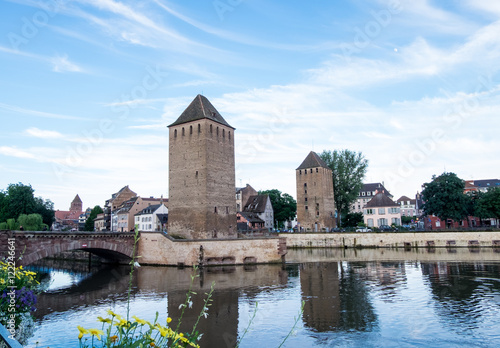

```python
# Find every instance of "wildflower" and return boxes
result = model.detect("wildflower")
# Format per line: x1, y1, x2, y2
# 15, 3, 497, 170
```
106, 309, 117, 317
115, 317, 131, 328
166, 317, 172, 324
88, 328, 104, 340
134, 261, 141, 268
97, 316, 112, 324
77, 326, 88, 339
132, 315, 148, 325
155, 324, 172, 338
110, 335, 118, 343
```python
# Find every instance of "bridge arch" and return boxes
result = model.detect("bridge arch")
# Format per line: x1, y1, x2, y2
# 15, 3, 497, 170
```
0, 231, 135, 266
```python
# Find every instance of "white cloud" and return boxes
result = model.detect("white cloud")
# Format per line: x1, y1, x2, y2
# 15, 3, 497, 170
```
25, 127, 64, 139
50, 54, 83, 73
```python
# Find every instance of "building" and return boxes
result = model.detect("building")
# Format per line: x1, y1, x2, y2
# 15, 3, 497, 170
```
396, 195, 419, 217
135, 203, 168, 232
236, 184, 258, 212
113, 197, 164, 232
103, 186, 137, 231
296, 151, 336, 232
464, 179, 500, 193
53, 194, 83, 231
363, 193, 401, 228
167, 95, 237, 239
94, 213, 105, 232
242, 194, 274, 230
352, 183, 392, 214
236, 211, 265, 231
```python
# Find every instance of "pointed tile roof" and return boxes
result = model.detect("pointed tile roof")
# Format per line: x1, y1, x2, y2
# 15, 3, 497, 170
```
168, 94, 234, 129
72, 194, 82, 203
296, 151, 330, 170
365, 193, 399, 208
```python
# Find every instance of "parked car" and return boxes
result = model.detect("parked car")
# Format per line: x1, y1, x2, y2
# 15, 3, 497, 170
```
355, 227, 372, 232
379, 225, 396, 232
331, 227, 346, 232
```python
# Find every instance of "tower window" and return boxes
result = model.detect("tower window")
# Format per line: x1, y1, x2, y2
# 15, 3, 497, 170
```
305, 197, 308, 202
217, 127, 219, 136
214, 206, 218, 214
299, 170, 301, 175
182, 127, 185, 136
228, 131, 231, 140
223, 129, 225, 138
198, 124, 201, 133
190, 125, 193, 134
304, 183, 307, 187
210, 124, 213, 133
310, 169, 313, 173
316, 168, 318, 173
174, 129, 177, 138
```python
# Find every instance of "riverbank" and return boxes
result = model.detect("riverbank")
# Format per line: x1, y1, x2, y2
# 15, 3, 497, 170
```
280, 231, 500, 249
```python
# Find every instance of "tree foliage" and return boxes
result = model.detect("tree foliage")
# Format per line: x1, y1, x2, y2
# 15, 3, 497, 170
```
421, 172, 468, 224
0, 183, 55, 226
319, 149, 368, 225
259, 189, 296, 229
84, 205, 104, 231
474, 188, 500, 223
17, 213, 44, 231
342, 212, 364, 228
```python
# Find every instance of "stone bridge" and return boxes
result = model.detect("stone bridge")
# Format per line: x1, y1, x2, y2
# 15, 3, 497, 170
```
0, 230, 135, 266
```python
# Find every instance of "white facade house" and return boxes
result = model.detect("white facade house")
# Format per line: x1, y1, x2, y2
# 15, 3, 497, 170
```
351, 183, 392, 214
134, 204, 168, 232
243, 195, 274, 230
363, 193, 401, 228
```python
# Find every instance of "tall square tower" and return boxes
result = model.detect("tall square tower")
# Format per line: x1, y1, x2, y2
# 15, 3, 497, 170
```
296, 151, 336, 232
168, 95, 237, 239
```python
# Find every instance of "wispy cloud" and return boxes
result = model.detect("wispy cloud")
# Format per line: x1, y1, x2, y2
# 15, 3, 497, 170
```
0, 146, 37, 160
24, 127, 65, 139
50, 54, 83, 73
0, 102, 88, 120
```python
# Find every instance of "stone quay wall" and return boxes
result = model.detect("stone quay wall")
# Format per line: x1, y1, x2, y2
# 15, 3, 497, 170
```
281, 231, 500, 249
138, 232, 286, 266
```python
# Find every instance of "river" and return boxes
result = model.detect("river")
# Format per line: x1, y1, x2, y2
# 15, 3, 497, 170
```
23, 248, 500, 347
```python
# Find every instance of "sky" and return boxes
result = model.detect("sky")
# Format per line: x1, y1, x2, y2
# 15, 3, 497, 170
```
1, 0, 500, 211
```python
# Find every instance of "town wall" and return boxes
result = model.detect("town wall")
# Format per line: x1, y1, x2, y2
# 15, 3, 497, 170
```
282, 231, 500, 249
138, 231, 285, 266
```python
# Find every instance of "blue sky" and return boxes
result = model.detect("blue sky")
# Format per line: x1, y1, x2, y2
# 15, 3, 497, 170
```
1, 0, 500, 210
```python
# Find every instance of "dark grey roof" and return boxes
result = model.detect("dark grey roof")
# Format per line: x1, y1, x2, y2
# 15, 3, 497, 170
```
296, 151, 330, 170
135, 204, 162, 216
472, 179, 500, 188
396, 195, 415, 204
359, 183, 392, 198
239, 211, 265, 223
243, 195, 270, 214
168, 94, 234, 129
365, 193, 398, 208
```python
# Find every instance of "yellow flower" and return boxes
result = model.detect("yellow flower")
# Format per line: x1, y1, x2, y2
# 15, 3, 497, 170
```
115, 317, 131, 328
106, 309, 117, 317
166, 317, 172, 324
155, 324, 172, 338
88, 328, 104, 340
132, 315, 149, 326
77, 326, 88, 339
97, 316, 112, 324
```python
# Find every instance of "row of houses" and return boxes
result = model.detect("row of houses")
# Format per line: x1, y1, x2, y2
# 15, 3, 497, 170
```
90, 184, 275, 233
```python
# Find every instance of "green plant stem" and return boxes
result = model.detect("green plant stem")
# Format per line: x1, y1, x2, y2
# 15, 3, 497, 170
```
190, 281, 215, 337
277, 300, 305, 348
235, 301, 258, 348
126, 225, 140, 322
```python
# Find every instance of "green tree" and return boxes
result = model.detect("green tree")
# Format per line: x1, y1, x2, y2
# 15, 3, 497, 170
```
0, 183, 54, 226
342, 212, 364, 228
475, 188, 500, 226
84, 205, 104, 231
421, 172, 468, 227
17, 213, 43, 231
259, 189, 296, 229
319, 149, 368, 226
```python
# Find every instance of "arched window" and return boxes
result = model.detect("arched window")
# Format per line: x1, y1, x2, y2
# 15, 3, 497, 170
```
210, 124, 213, 133
228, 131, 231, 140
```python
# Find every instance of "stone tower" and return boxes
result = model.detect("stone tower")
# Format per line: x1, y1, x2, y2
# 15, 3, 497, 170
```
296, 151, 336, 232
70, 194, 82, 212
168, 95, 237, 239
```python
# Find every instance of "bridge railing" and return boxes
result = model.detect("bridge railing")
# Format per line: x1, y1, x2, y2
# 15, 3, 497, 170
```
0, 323, 23, 348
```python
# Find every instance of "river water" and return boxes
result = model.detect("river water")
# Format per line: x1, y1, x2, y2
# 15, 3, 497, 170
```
24, 248, 500, 347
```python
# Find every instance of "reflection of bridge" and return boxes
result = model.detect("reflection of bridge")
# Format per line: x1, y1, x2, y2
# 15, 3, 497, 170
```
0, 230, 135, 265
